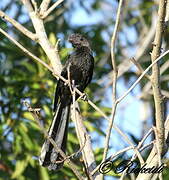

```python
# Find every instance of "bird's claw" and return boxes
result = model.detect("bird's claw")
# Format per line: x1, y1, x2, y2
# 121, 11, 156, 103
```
80, 93, 88, 101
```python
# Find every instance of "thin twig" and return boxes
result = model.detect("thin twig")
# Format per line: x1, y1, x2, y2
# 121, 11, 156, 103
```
41, 0, 64, 19
137, 128, 153, 150
132, 128, 153, 160
55, 39, 61, 52
130, 57, 151, 80
102, 0, 124, 164
67, 134, 87, 160
116, 49, 169, 104
67, 66, 74, 95
139, 57, 169, 100
31, 0, 38, 13
0, 28, 51, 70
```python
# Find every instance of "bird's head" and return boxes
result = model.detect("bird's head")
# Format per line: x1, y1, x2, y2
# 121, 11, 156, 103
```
68, 34, 90, 49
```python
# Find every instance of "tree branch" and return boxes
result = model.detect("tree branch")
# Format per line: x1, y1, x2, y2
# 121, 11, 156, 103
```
130, 57, 151, 80
39, 0, 51, 15
21, 0, 62, 74
102, 0, 124, 165
116, 49, 169, 103
150, 0, 166, 155
117, 13, 156, 78
0, 10, 37, 41
136, 1, 167, 179
0, 28, 51, 70
72, 102, 101, 180
41, 0, 64, 19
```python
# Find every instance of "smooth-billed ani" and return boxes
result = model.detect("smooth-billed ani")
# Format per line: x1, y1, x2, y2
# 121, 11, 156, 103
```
39, 34, 94, 170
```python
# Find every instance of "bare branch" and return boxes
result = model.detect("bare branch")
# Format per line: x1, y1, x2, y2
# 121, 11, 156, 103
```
136, 1, 167, 179
0, 28, 51, 71
31, 0, 38, 13
102, 0, 124, 164
130, 57, 151, 80
117, 49, 169, 103
165, 0, 169, 22
41, 0, 64, 19
0, 10, 37, 41
21, 0, 62, 74
40, 0, 51, 15
117, 13, 156, 78
72, 103, 96, 180
150, 0, 167, 156
21, 0, 34, 12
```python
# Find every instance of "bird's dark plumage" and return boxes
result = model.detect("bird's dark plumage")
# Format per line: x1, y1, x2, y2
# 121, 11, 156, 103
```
39, 34, 94, 170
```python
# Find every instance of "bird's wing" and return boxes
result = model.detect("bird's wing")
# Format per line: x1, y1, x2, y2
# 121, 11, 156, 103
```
53, 54, 71, 112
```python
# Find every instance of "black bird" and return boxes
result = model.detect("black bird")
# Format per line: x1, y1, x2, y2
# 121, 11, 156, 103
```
39, 34, 94, 170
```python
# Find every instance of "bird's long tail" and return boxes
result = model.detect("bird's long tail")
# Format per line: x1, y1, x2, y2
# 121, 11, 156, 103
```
39, 103, 70, 170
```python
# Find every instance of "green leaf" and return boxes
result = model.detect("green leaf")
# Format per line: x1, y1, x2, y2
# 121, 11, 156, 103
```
49, 32, 57, 46
18, 124, 34, 150
11, 160, 27, 179
39, 166, 50, 180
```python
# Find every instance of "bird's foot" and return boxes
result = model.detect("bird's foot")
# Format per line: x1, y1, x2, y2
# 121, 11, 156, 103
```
80, 93, 88, 101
